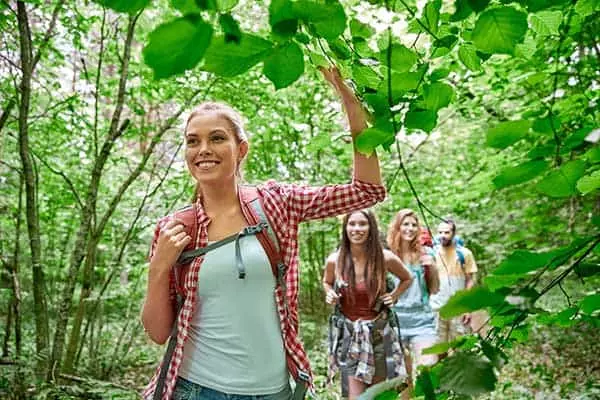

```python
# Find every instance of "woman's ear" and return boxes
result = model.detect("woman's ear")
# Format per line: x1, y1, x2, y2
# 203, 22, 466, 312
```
238, 141, 249, 162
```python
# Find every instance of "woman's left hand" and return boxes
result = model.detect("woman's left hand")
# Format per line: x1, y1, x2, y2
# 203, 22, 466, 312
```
380, 292, 397, 307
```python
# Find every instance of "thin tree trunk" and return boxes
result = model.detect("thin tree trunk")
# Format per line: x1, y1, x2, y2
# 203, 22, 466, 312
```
16, 3, 50, 377
47, 13, 139, 380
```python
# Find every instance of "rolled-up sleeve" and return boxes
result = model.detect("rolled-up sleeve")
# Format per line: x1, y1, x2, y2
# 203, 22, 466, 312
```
268, 179, 386, 223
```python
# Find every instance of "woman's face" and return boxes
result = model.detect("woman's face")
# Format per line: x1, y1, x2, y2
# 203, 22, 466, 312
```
346, 212, 370, 246
184, 112, 247, 186
400, 215, 418, 242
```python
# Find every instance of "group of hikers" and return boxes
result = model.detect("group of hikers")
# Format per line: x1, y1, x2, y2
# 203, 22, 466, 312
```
324, 210, 477, 398
140, 66, 477, 400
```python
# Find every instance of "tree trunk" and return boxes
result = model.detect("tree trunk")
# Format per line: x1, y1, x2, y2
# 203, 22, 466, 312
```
16, 2, 50, 377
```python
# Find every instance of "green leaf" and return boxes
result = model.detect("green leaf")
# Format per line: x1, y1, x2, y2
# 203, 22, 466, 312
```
575, 263, 600, 278
451, 0, 473, 21
350, 18, 374, 38
292, 0, 346, 40
269, 0, 298, 37
405, 108, 438, 133
215, 0, 238, 11
415, 369, 436, 400
472, 7, 528, 55
430, 68, 450, 81
530, 10, 562, 36
379, 43, 418, 73
143, 16, 213, 79
219, 13, 241, 43
171, 0, 201, 14
583, 146, 600, 163
492, 249, 556, 275
468, 0, 490, 12
352, 65, 381, 89
355, 127, 395, 155
440, 287, 505, 318
95, 0, 150, 13
484, 274, 525, 291
564, 126, 593, 151
536, 160, 587, 197
580, 293, 600, 314
528, 144, 555, 159
421, 82, 454, 112
493, 159, 549, 189
486, 120, 531, 149
577, 170, 600, 194
262, 41, 304, 89
439, 352, 497, 395
458, 43, 482, 71
328, 38, 352, 60
203, 34, 272, 77
575, 0, 600, 17
422, 0, 441, 35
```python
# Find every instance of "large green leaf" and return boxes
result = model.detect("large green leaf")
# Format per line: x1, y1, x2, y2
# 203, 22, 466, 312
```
486, 120, 531, 149
203, 34, 273, 77
95, 0, 150, 13
292, 0, 346, 40
422, 0, 441, 35
468, 0, 491, 12
350, 18, 374, 38
580, 293, 600, 314
530, 10, 562, 36
536, 160, 587, 197
451, 0, 473, 21
143, 16, 213, 79
262, 41, 304, 89
269, 0, 298, 37
405, 108, 438, 133
440, 287, 505, 318
458, 43, 482, 71
421, 82, 454, 112
472, 7, 528, 55
355, 127, 396, 155
493, 159, 549, 189
439, 352, 497, 395
577, 170, 600, 194
492, 249, 556, 275
379, 43, 418, 73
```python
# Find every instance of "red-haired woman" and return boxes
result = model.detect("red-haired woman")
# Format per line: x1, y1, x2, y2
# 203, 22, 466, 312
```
387, 209, 440, 381
323, 210, 412, 399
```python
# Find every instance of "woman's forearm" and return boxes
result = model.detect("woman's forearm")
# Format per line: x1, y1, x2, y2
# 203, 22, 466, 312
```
141, 262, 175, 344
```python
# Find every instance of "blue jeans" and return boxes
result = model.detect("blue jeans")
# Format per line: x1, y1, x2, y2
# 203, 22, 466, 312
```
172, 377, 293, 400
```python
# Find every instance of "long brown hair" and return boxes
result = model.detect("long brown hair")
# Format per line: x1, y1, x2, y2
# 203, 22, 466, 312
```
387, 209, 422, 265
337, 210, 386, 305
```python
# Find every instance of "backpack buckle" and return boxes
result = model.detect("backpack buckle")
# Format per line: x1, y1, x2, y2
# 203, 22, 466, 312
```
242, 222, 268, 236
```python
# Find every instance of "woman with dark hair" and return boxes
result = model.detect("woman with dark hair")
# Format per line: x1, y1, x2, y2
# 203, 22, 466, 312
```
387, 209, 440, 382
141, 67, 387, 400
323, 210, 412, 399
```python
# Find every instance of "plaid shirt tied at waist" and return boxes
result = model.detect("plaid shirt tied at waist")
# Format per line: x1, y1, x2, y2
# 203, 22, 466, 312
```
328, 310, 407, 385
143, 179, 386, 400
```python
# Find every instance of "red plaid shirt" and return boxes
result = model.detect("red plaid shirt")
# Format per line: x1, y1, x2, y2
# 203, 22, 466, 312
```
143, 179, 386, 400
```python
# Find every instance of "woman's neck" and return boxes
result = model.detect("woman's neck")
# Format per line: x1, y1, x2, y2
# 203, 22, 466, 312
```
399, 241, 415, 262
350, 244, 367, 263
198, 180, 239, 216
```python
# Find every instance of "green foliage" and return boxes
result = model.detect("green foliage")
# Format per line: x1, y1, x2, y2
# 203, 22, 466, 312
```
439, 352, 498, 395
486, 120, 531, 149
142, 16, 213, 79
263, 41, 305, 89
472, 7, 528, 55
536, 160, 587, 197
202, 34, 273, 77
493, 159, 549, 189
440, 287, 506, 318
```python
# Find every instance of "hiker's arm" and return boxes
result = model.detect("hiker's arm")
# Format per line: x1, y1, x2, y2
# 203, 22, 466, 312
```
380, 250, 413, 307
323, 253, 340, 305
141, 219, 191, 344
320, 66, 381, 186
465, 273, 476, 290
422, 252, 440, 295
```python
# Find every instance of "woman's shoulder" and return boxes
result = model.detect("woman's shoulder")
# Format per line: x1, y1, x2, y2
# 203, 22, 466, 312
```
326, 251, 339, 265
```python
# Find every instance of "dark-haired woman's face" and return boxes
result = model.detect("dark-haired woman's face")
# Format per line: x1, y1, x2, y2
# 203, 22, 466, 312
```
346, 212, 370, 246
400, 216, 418, 242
